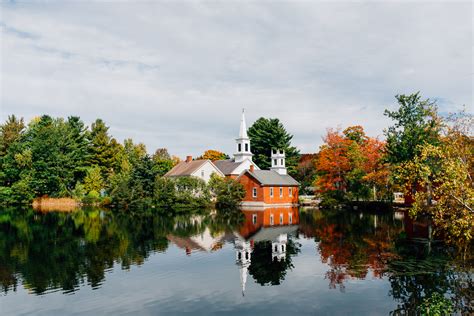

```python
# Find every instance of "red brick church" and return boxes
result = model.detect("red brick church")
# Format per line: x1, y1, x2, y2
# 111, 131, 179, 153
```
214, 110, 299, 207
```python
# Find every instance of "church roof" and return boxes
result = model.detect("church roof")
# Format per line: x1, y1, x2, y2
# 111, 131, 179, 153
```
164, 159, 209, 177
213, 159, 242, 175
241, 170, 299, 186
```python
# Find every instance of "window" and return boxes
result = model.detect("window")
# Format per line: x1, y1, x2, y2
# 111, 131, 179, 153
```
281, 158, 284, 165
274, 245, 278, 251
252, 187, 257, 198
289, 213, 292, 224
273, 149, 276, 155
279, 187, 283, 198
245, 252, 249, 260
273, 159, 277, 165
279, 213, 283, 224
245, 143, 248, 152
238, 143, 241, 152
252, 214, 257, 224
270, 214, 274, 225
289, 187, 293, 197
270, 187, 273, 198
201, 170, 205, 178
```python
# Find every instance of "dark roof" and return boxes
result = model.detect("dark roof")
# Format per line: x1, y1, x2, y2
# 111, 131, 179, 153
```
242, 170, 299, 186
251, 225, 298, 242
164, 160, 208, 177
213, 159, 241, 175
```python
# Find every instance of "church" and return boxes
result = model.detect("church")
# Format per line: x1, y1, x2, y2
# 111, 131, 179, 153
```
214, 110, 299, 207
165, 109, 299, 206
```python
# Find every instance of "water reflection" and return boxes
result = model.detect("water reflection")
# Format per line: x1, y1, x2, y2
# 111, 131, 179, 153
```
0, 206, 472, 314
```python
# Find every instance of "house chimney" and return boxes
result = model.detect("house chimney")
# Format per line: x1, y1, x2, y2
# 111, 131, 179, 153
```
250, 165, 254, 172
186, 155, 192, 163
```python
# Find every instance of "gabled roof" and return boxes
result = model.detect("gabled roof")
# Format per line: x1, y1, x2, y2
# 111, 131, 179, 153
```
214, 158, 259, 175
213, 160, 242, 175
240, 170, 299, 186
164, 160, 209, 177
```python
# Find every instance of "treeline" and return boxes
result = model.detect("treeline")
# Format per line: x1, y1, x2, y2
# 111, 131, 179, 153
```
0, 115, 244, 210
311, 93, 473, 245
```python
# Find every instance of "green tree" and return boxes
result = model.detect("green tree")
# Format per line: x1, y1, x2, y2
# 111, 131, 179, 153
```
84, 165, 105, 194
247, 118, 300, 176
384, 92, 441, 165
88, 119, 122, 178
208, 173, 245, 208
0, 115, 25, 157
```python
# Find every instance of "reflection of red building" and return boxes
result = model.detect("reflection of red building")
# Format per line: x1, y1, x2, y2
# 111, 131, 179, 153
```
238, 207, 299, 240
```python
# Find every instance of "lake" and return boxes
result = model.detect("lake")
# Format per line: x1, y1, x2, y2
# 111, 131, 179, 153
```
0, 206, 472, 315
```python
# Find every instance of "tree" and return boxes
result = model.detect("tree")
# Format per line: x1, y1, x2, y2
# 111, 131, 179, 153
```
399, 111, 473, 246
208, 173, 245, 208
152, 148, 171, 161
315, 127, 390, 203
83, 165, 105, 194
384, 92, 441, 165
151, 147, 175, 176
88, 119, 122, 178
198, 149, 229, 161
247, 118, 300, 176
0, 115, 25, 157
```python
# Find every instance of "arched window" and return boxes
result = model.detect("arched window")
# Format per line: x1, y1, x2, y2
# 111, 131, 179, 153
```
245, 252, 249, 260
238, 252, 241, 260
245, 143, 248, 152
238, 143, 241, 152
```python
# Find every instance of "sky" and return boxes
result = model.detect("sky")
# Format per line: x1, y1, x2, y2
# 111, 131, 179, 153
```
1, 1, 472, 157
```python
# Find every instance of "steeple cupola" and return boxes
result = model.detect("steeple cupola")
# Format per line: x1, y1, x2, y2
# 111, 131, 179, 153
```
270, 149, 287, 175
234, 109, 253, 163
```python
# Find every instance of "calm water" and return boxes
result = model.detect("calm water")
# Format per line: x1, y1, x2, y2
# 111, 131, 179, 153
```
0, 206, 472, 315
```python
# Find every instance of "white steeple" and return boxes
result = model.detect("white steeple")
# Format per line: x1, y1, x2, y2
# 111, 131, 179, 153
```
235, 239, 252, 296
270, 149, 287, 175
234, 109, 253, 163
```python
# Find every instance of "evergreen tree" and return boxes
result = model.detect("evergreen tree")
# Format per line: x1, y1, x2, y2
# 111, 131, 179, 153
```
247, 118, 300, 176
88, 119, 122, 178
0, 115, 25, 157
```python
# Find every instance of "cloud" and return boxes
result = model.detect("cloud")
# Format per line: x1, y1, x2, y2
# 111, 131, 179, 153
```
1, 1, 472, 156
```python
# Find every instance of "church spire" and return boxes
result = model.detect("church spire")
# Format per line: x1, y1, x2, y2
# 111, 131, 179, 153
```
234, 108, 253, 163
239, 109, 248, 139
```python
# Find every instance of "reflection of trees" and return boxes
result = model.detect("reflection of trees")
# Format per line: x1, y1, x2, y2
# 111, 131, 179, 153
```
248, 239, 301, 286
0, 206, 241, 295
300, 208, 403, 290
299, 208, 473, 314
387, 240, 473, 315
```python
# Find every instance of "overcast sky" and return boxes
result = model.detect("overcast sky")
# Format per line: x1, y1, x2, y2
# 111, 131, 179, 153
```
1, 1, 472, 157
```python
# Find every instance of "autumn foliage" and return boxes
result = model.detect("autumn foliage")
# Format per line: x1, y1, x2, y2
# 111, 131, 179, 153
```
314, 126, 390, 202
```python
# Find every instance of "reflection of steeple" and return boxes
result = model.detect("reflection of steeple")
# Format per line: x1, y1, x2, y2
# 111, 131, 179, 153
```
272, 234, 288, 261
235, 238, 252, 296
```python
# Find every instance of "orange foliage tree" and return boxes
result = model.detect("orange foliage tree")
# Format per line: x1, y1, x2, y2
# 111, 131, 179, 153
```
198, 149, 229, 161
315, 126, 391, 202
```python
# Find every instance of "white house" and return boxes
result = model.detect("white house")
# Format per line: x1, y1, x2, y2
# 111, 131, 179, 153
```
164, 156, 224, 183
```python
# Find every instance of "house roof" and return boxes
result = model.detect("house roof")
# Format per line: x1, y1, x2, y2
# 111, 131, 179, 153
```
241, 170, 299, 186
164, 160, 208, 177
251, 225, 298, 242
213, 159, 242, 175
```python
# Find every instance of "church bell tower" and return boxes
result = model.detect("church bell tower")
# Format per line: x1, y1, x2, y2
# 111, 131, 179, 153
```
234, 109, 253, 163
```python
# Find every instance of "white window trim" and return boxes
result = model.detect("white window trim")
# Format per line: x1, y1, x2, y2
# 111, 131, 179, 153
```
289, 187, 293, 197
252, 187, 257, 198
252, 214, 257, 224
270, 214, 274, 225
270, 187, 273, 198
279, 187, 283, 198
279, 213, 283, 224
